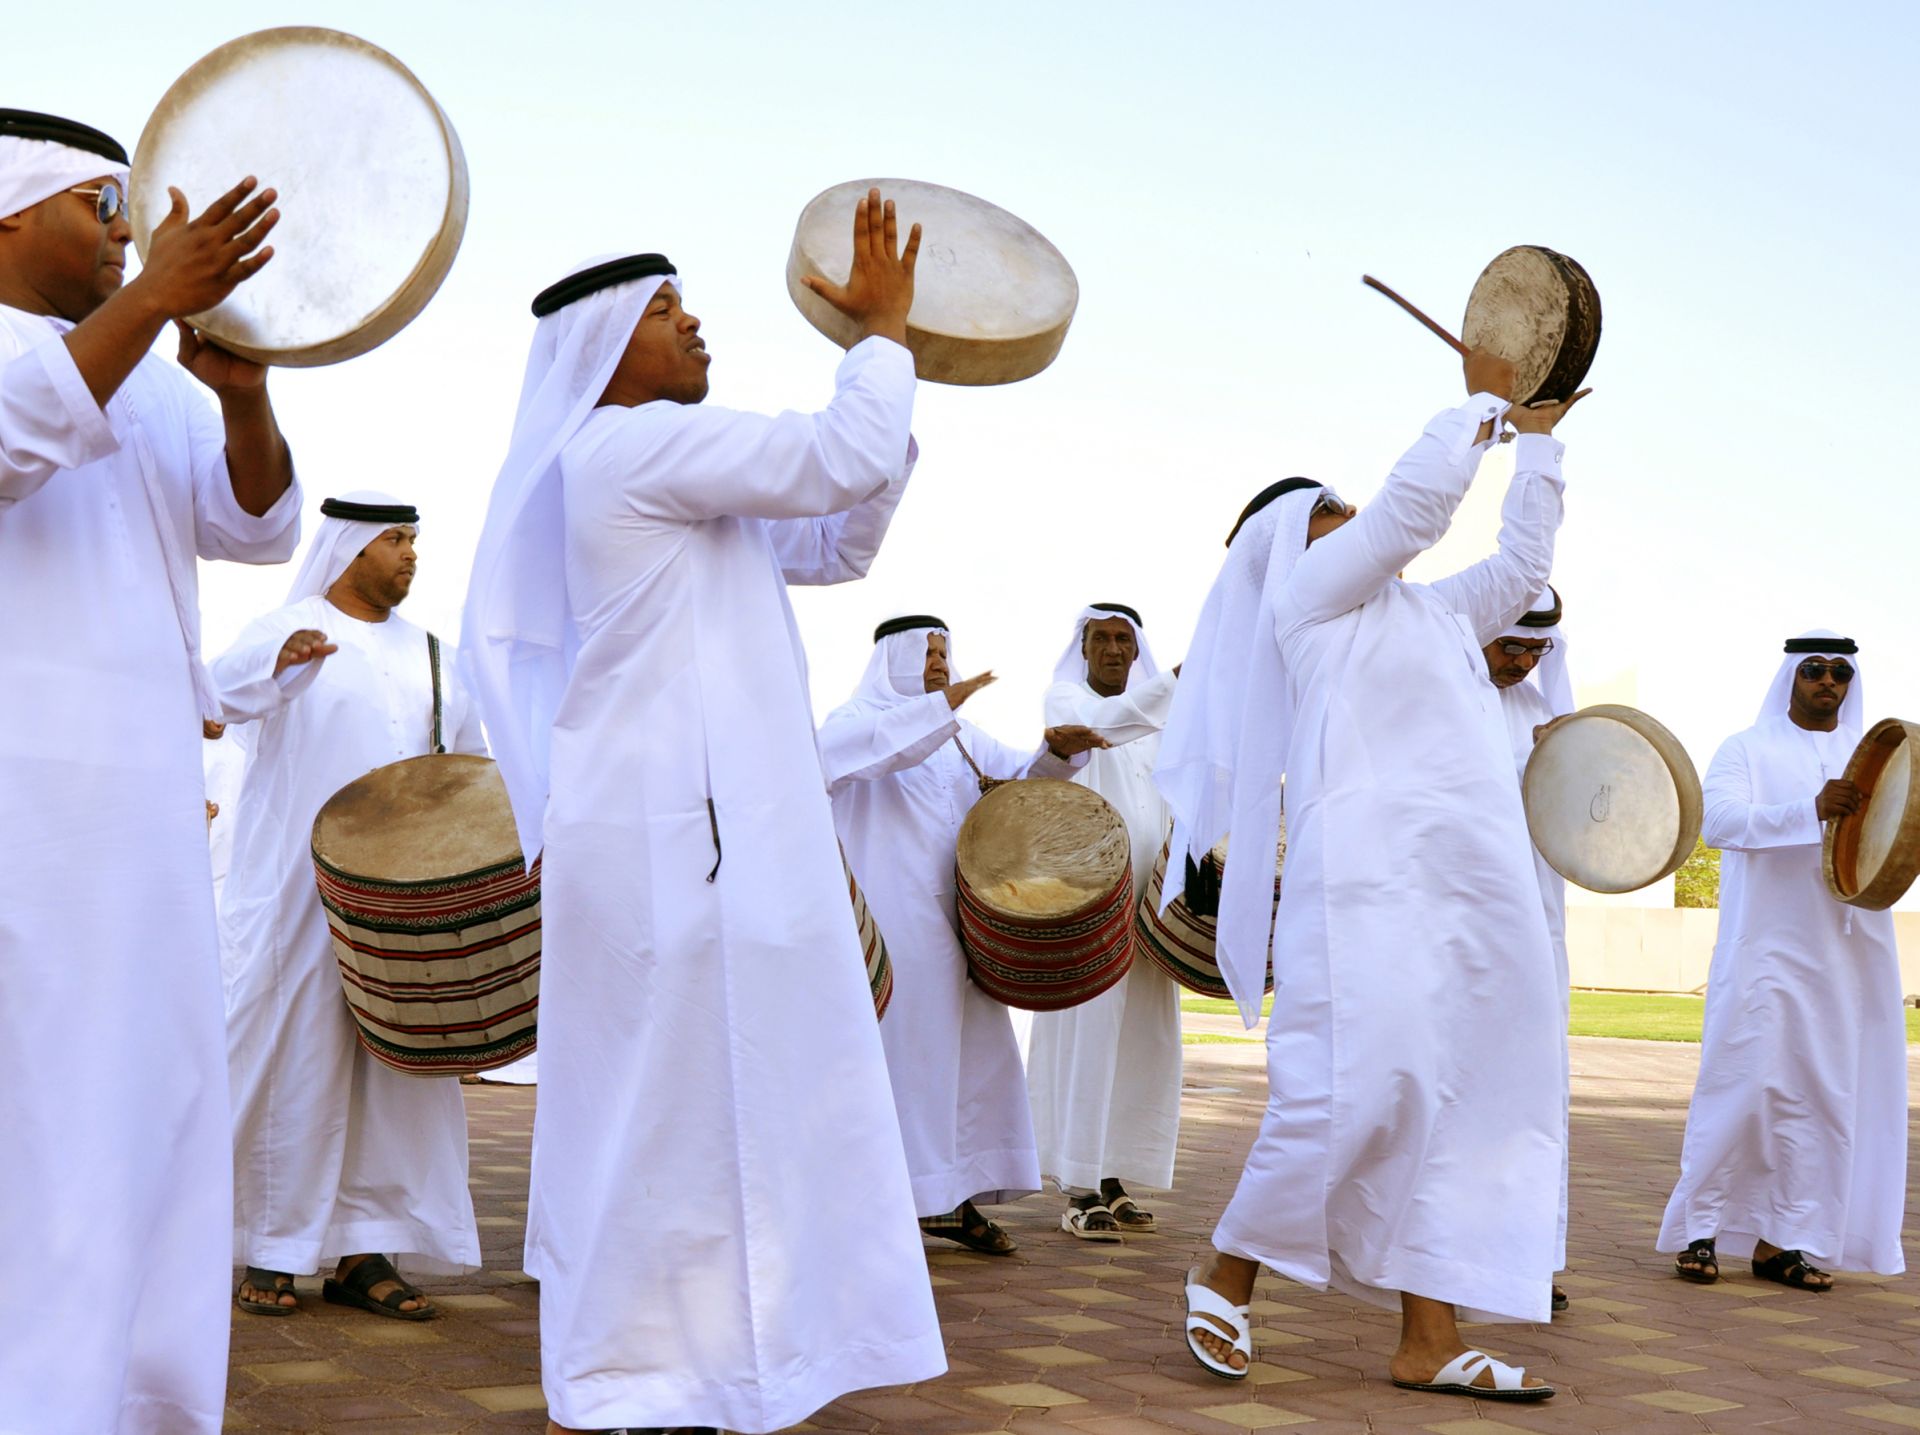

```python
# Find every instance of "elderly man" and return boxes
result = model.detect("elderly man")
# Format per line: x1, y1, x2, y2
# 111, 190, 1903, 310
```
0, 110, 296, 1433
1659, 634, 1908, 1290
463, 192, 946, 1435
1165, 353, 1585, 1400
217, 494, 487, 1322
1029, 604, 1184, 1239
822, 615, 1103, 1255
1484, 586, 1575, 1312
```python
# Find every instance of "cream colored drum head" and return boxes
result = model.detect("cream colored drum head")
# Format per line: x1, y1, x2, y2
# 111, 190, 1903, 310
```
1524, 705, 1702, 893
1461, 245, 1601, 406
786, 178, 1077, 386
956, 779, 1128, 918
1824, 718, 1920, 909
131, 27, 468, 367
313, 754, 522, 882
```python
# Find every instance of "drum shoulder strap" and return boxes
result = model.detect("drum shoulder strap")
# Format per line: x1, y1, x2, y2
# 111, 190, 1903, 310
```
427, 632, 446, 755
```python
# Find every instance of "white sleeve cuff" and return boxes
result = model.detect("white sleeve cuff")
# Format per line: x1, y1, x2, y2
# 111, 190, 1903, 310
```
1512, 431, 1566, 479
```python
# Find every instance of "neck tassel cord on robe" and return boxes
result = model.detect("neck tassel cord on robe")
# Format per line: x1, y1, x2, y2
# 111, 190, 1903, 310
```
460, 259, 677, 861
1152, 481, 1334, 1027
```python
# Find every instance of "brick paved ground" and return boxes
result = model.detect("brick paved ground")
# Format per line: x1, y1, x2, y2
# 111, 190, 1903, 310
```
225, 1037, 1920, 1433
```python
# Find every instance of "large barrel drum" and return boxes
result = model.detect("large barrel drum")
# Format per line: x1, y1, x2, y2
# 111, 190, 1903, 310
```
955, 779, 1134, 1011
1134, 825, 1285, 1000
312, 754, 540, 1075
841, 850, 894, 1019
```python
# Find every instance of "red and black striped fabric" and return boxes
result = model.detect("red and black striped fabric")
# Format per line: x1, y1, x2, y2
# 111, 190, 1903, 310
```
956, 867, 1135, 1012
843, 856, 894, 1020
1133, 834, 1277, 1000
316, 852, 541, 1076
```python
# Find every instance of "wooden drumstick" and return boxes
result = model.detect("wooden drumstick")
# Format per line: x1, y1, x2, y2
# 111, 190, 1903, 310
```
1361, 274, 1466, 356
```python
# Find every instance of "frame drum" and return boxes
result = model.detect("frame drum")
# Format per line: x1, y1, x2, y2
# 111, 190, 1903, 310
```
1524, 705, 1702, 893
1461, 246, 1601, 406
130, 27, 468, 367
786, 178, 1077, 386
1823, 718, 1920, 909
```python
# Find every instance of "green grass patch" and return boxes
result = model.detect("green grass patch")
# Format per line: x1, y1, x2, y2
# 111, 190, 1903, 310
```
1183, 990, 1920, 1043
1182, 1032, 1259, 1045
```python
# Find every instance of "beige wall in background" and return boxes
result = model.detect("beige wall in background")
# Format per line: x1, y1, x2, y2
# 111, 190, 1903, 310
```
1568, 908, 1920, 998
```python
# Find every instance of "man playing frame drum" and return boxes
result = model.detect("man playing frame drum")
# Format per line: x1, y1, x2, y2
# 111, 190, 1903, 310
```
1659, 633, 1908, 1290
0, 110, 298, 1434
217, 493, 486, 1321
821, 615, 1101, 1256
1029, 604, 1184, 1240
461, 191, 945, 1435
1160, 355, 1585, 1400
1484, 587, 1576, 1314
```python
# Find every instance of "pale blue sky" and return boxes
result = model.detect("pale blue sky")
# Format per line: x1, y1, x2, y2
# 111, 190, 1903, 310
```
15, 0, 1918, 775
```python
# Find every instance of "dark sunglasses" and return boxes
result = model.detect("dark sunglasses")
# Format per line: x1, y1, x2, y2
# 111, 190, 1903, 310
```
1797, 660, 1854, 684
68, 180, 125, 225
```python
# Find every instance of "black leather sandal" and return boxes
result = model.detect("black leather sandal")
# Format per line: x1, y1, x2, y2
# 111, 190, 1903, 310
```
235, 1266, 297, 1316
1752, 1247, 1832, 1291
321, 1254, 436, 1320
1674, 1237, 1719, 1283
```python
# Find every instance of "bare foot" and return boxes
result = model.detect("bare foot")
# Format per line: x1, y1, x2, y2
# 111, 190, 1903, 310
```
336, 1253, 432, 1314
1189, 1251, 1258, 1372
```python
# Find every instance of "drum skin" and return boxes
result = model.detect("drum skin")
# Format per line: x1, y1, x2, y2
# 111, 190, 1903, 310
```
1133, 828, 1283, 1001
131, 27, 468, 367
1462, 245, 1601, 406
1524, 704, 1702, 894
954, 779, 1133, 1011
1824, 717, 1920, 910
841, 851, 894, 1020
786, 177, 1077, 386
312, 754, 538, 1075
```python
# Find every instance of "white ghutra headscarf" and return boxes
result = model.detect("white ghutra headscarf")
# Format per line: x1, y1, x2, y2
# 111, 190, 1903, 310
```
1154, 478, 1337, 1026
461, 256, 679, 861
852, 616, 953, 707
1051, 603, 1159, 688
1759, 629, 1865, 737
1505, 584, 1575, 719
282, 491, 418, 603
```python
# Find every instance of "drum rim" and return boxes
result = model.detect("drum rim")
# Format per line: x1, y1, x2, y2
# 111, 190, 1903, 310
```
785, 175, 1078, 387
1822, 716, 1920, 909
1523, 703, 1702, 893
311, 752, 522, 877
954, 777, 1130, 921
1463, 244, 1602, 407
130, 24, 470, 368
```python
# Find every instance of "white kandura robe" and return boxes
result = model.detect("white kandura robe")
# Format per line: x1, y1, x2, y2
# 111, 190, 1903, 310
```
822, 691, 1066, 1216
530, 338, 945, 1432
1214, 411, 1567, 1324
1028, 671, 1184, 1192
1658, 717, 1908, 1273
215, 595, 486, 1277
0, 305, 301, 1435
205, 730, 248, 999
1498, 674, 1573, 1268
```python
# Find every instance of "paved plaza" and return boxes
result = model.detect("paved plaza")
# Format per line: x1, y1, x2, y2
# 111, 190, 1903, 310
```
224, 1035, 1920, 1433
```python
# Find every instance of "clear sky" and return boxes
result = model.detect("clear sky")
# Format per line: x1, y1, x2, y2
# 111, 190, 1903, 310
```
15, 1, 1918, 788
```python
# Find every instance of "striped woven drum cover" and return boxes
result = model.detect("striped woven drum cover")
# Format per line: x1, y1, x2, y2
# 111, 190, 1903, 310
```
842, 849, 894, 1020
312, 754, 540, 1076
1133, 824, 1284, 1000
954, 778, 1134, 1012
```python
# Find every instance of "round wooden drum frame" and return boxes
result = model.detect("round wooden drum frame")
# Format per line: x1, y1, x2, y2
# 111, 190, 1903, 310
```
1823, 717, 1920, 910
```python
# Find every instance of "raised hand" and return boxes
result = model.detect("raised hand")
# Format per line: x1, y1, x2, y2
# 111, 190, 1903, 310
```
131, 177, 279, 320
1463, 347, 1516, 402
945, 670, 997, 711
1045, 724, 1112, 759
1510, 387, 1592, 436
175, 320, 266, 396
273, 629, 337, 677
1815, 778, 1866, 823
800, 187, 922, 347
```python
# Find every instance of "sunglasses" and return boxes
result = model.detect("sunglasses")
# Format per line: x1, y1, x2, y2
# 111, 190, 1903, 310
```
1797, 660, 1854, 684
68, 180, 125, 225
1496, 639, 1554, 658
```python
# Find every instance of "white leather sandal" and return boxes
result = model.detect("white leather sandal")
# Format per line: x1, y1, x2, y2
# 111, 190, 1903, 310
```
1183, 1266, 1252, 1379
1391, 1349, 1554, 1401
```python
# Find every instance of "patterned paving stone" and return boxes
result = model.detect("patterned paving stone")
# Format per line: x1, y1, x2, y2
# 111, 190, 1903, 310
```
222, 1038, 1919, 1432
